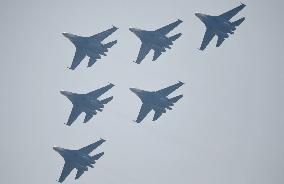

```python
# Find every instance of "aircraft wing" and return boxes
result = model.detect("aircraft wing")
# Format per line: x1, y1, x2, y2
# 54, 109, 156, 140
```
199, 29, 215, 51
87, 83, 114, 98
153, 110, 163, 121
69, 49, 86, 70
219, 3, 246, 20
90, 26, 118, 42
216, 36, 225, 47
153, 50, 162, 61
75, 169, 85, 180
79, 139, 106, 154
83, 113, 94, 124
155, 19, 183, 35
156, 81, 184, 97
88, 57, 99, 68
134, 43, 151, 64
58, 162, 74, 183
66, 106, 82, 126
135, 103, 152, 123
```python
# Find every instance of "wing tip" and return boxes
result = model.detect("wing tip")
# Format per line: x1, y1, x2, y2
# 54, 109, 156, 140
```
240, 2, 246, 6
108, 82, 115, 87
65, 123, 71, 126
67, 67, 75, 70
112, 25, 119, 30
133, 120, 140, 123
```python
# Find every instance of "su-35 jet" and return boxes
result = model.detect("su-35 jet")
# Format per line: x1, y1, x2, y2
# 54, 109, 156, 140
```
60, 83, 114, 126
130, 81, 184, 123
129, 19, 183, 64
196, 3, 246, 50
53, 139, 105, 183
62, 26, 118, 70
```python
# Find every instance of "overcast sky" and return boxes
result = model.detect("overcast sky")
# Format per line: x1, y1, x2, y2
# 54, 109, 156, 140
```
0, 0, 283, 184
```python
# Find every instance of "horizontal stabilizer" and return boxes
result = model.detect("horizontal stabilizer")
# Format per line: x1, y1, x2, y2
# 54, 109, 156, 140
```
169, 33, 182, 41
153, 110, 163, 121
92, 152, 104, 160
83, 113, 93, 123
170, 94, 183, 103
232, 17, 245, 27
100, 96, 113, 104
104, 40, 117, 48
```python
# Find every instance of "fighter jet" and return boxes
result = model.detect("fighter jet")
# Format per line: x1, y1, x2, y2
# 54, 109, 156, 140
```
129, 19, 183, 64
62, 26, 118, 70
130, 81, 184, 123
60, 83, 114, 126
195, 3, 246, 50
53, 139, 105, 183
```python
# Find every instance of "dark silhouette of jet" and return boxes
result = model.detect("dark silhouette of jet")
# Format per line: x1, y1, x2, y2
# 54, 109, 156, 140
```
60, 83, 114, 126
62, 26, 118, 70
129, 19, 183, 64
130, 81, 184, 123
53, 139, 105, 183
195, 3, 246, 50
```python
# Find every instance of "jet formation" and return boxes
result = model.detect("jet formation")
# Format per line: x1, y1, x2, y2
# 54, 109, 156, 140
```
195, 3, 246, 50
63, 26, 118, 70
53, 139, 105, 183
55, 3, 247, 183
60, 83, 114, 126
129, 19, 183, 64
130, 81, 184, 123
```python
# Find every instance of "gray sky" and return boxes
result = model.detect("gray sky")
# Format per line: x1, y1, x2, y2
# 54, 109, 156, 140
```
0, 0, 284, 184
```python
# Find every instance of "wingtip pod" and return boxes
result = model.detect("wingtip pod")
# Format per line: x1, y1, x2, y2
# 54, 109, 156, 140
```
100, 138, 106, 142
67, 66, 75, 70
133, 60, 140, 64
240, 2, 246, 6
133, 120, 140, 123
177, 19, 183, 23
108, 82, 115, 87
112, 25, 119, 30
65, 123, 71, 126
178, 81, 185, 85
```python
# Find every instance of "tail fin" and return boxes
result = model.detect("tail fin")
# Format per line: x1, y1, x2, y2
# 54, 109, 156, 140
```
104, 40, 117, 48
169, 33, 182, 41
92, 152, 104, 160
170, 94, 183, 103
100, 96, 113, 104
232, 17, 245, 27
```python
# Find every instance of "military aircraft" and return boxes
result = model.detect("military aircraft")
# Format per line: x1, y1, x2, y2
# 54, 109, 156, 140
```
195, 3, 246, 50
60, 83, 114, 126
130, 81, 184, 123
129, 19, 183, 64
62, 26, 118, 70
53, 139, 105, 183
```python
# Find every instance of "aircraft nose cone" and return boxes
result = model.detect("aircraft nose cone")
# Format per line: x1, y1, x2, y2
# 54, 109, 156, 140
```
62, 32, 69, 37
130, 88, 143, 96
62, 32, 75, 39
129, 88, 137, 93
129, 27, 135, 32
129, 28, 140, 36
195, 13, 206, 20
60, 90, 71, 97
60, 90, 66, 95
195, 13, 201, 18
53, 146, 59, 152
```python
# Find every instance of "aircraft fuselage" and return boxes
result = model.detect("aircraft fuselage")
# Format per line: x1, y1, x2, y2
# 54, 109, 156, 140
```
198, 14, 236, 38
138, 31, 172, 51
